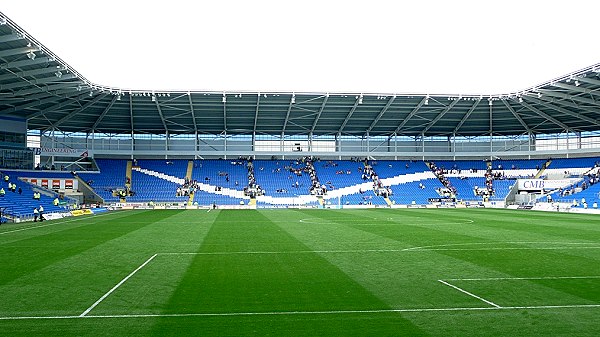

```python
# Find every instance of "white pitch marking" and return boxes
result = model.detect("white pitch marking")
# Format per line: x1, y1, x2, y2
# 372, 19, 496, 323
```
446, 275, 600, 281
158, 244, 600, 256
79, 254, 158, 317
158, 249, 410, 255
1, 304, 600, 321
0, 211, 114, 236
438, 280, 502, 308
402, 241, 598, 251
418, 246, 600, 252
298, 217, 474, 226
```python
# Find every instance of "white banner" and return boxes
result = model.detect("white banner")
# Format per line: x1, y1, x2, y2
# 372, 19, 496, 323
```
517, 179, 544, 191
518, 178, 578, 191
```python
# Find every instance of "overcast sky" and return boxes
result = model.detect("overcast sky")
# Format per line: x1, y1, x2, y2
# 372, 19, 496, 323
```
2, 0, 599, 95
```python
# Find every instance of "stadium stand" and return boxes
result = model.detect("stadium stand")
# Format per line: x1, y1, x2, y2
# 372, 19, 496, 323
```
9, 157, 600, 209
0, 171, 68, 220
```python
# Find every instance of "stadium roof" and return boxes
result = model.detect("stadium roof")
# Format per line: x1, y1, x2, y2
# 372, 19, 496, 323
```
1, 12, 600, 138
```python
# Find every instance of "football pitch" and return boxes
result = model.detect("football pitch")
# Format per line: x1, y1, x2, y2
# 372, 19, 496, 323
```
0, 208, 599, 336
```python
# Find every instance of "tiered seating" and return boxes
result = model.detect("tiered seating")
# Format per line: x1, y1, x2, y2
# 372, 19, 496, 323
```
192, 160, 248, 191
490, 180, 515, 201
253, 160, 313, 197
64, 156, 600, 207
388, 179, 445, 205
340, 190, 387, 206
128, 160, 187, 202
78, 159, 128, 202
0, 172, 66, 219
548, 157, 600, 169
193, 190, 246, 206
492, 159, 546, 170
447, 177, 484, 200
372, 160, 430, 177
435, 160, 488, 172
314, 160, 364, 190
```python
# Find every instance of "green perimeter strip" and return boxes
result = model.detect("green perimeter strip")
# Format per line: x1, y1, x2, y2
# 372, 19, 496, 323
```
0, 210, 118, 236
149, 209, 428, 336
0, 210, 182, 286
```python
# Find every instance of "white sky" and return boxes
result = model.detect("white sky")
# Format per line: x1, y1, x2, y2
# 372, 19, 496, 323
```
2, 0, 599, 95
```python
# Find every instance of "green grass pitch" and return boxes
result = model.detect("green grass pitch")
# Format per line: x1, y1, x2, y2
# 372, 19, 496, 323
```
0, 208, 599, 336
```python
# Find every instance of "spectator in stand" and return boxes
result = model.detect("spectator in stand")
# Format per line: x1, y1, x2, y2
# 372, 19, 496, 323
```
0, 187, 4, 197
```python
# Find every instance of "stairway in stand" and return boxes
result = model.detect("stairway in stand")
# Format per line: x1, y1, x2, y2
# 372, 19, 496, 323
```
534, 159, 552, 179
186, 160, 195, 205
122, 160, 132, 202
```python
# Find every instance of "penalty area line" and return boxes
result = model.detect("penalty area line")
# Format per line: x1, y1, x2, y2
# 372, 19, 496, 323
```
438, 280, 502, 308
79, 254, 158, 317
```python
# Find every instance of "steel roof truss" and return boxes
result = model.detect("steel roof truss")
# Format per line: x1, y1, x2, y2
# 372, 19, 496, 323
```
281, 96, 295, 135
0, 66, 67, 82
0, 56, 53, 71
366, 95, 396, 134
392, 97, 427, 135
46, 93, 109, 130
525, 96, 600, 127
187, 94, 198, 131
501, 100, 531, 133
24, 92, 92, 119
253, 93, 260, 133
310, 95, 329, 133
0, 33, 25, 43
551, 82, 598, 97
537, 89, 598, 107
337, 97, 361, 133
154, 97, 169, 134
519, 100, 570, 131
421, 99, 459, 134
